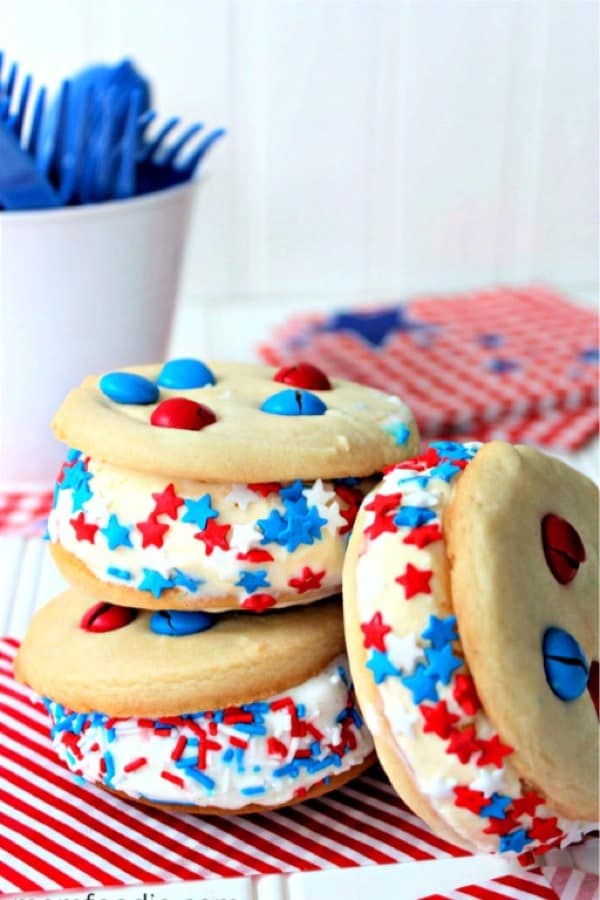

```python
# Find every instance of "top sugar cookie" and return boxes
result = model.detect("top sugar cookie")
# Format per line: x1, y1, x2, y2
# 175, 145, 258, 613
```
52, 360, 419, 481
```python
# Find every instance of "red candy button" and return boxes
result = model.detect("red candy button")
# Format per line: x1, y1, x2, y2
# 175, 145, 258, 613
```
541, 514, 586, 585
150, 397, 216, 431
274, 362, 331, 390
80, 602, 137, 633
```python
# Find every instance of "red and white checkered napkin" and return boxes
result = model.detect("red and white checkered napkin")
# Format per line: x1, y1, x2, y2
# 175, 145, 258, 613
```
0, 490, 53, 537
259, 285, 599, 451
1, 639, 593, 899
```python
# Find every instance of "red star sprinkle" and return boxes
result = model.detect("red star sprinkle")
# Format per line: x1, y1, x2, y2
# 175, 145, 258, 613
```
236, 548, 274, 563
365, 492, 403, 516
452, 673, 481, 716
248, 482, 281, 496
476, 734, 514, 768
510, 791, 544, 819
136, 516, 170, 548
364, 513, 397, 540
395, 563, 433, 599
70, 513, 98, 543
335, 485, 364, 535
527, 817, 562, 843
360, 611, 392, 652
453, 786, 487, 815
483, 815, 521, 836
241, 593, 276, 612
419, 700, 460, 739
403, 524, 443, 548
446, 725, 480, 764
151, 483, 184, 520
194, 519, 231, 555
288, 566, 326, 594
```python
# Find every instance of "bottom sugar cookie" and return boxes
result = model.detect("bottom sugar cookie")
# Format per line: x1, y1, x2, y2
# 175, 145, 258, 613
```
343, 440, 598, 855
15, 592, 374, 813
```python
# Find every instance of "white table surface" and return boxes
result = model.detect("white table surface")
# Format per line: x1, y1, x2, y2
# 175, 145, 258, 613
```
1, 293, 598, 899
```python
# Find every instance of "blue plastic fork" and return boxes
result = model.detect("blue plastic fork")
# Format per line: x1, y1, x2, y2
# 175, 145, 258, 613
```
0, 118, 60, 210
135, 115, 226, 195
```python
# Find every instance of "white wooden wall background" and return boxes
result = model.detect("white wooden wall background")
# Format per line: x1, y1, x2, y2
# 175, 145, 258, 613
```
2, 0, 598, 309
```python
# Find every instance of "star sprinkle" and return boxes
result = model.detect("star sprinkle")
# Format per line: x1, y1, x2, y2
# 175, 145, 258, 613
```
257, 509, 287, 544
364, 513, 397, 540
383, 418, 411, 446
394, 506, 436, 528
510, 791, 544, 819
366, 650, 401, 684
403, 523, 443, 548
445, 725, 479, 764
388, 703, 418, 737
395, 563, 433, 600
194, 519, 230, 555
453, 786, 488, 815
385, 632, 424, 673
360, 612, 392, 652
429, 461, 462, 483
401, 663, 438, 704
527, 817, 562, 843
302, 479, 336, 510
498, 829, 531, 853
471, 768, 507, 797
405, 489, 439, 508
322, 501, 346, 535
422, 776, 457, 801
249, 482, 281, 497
483, 816, 521, 836
139, 568, 173, 598
419, 700, 459, 739
100, 514, 132, 550
279, 480, 304, 503
424, 644, 463, 685
225, 484, 260, 510
60, 459, 91, 492
151, 484, 184, 520
421, 615, 458, 649
430, 441, 476, 460
241, 593, 276, 612
71, 480, 93, 512
230, 522, 263, 553
136, 517, 170, 549
452, 673, 481, 716
236, 569, 270, 593
171, 569, 203, 593
365, 492, 403, 516
278, 507, 328, 551
480, 793, 512, 820
69, 513, 98, 543
476, 735, 513, 768
182, 495, 219, 530
288, 567, 326, 594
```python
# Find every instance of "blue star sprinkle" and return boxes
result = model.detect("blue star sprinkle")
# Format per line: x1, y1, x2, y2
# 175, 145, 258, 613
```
430, 441, 475, 461
182, 495, 219, 530
236, 569, 270, 593
258, 509, 287, 543
366, 650, 401, 685
480, 793, 512, 820
422, 614, 458, 649
499, 829, 532, 854
138, 568, 173, 598
487, 358, 519, 374
107, 566, 132, 581
424, 644, 463, 685
66, 448, 82, 463
394, 506, 436, 528
383, 420, 411, 446
60, 459, 90, 491
71, 480, 93, 512
429, 461, 462, 483
401, 663, 439, 703
100, 514, 132, 550
279, 480, 305, 503
172, 569, 203, 592
278, 507, 328, 551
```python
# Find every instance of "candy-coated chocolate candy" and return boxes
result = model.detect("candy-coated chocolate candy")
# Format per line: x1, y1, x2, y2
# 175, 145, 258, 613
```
157, 358, 216, 389
99, 372, 159, 405
543, 627, 589, 701
150, 397, 217, 431
80, 602, 137, 633
260, 389, 327, 417
150, 609, 216, 636
274, 362, 332, 391
542, 514, 586, 585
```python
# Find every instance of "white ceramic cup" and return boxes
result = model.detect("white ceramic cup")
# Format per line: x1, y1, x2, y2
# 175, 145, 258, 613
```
0, 181, 196, 484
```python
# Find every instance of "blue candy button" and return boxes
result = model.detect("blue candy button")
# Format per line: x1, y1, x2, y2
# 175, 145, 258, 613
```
100, 372, 159, 405
542, 627, 590, 701
260, 389, 327, 417
150, 609, 215, 636
157, 358, 216, 389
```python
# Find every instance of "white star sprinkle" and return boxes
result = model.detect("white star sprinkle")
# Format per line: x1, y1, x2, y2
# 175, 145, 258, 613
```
471, 768, 507, 797
229, 521, 263, 552
83, 491, 110, 524
404, 489, 439, 508
385, 632, 425, 674
422, 776, 457, 801
388, 703, 418, 737
324, 500, 346, 535
303, 478, 337, 510
225, 484, 260, 510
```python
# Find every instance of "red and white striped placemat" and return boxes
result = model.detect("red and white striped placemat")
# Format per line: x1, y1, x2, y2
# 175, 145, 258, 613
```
259, 285, 599, 451
1, 639, 595, 898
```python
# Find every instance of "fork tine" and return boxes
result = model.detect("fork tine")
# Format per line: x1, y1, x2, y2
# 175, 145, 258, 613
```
26, 85, 46, 156
5, 61, 18, 100
11, 72, 31, 140
94, 84, 118, 200
161, 123, 204, 166
140, 116, 180, 161
114, 88, 142, 199
60, 83, 94, 204
179, 127, 226, 176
